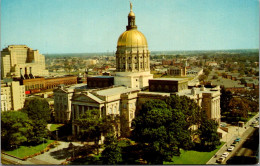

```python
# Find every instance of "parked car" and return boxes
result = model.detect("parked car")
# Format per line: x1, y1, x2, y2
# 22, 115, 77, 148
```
216, 157, 225, 163
227, 146, 235, 151
252, 121, 258, 124
235, 138, 241, 142
231, 142, 237, 146
221, 152, 229, 158
220, 122, 227, 127
254, 124, 259, 128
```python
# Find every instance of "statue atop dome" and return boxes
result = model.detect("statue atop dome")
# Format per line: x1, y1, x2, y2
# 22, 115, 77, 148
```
130, 2, 133, 11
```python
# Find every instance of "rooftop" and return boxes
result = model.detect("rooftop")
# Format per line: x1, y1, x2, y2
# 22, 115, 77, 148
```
95, 86, 140, 96
150, 78, 188, 81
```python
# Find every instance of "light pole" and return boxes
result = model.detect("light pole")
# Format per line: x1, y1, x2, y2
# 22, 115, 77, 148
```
42, 138, 45, 150
226, 132, 228, 147
16, 145, 19, 164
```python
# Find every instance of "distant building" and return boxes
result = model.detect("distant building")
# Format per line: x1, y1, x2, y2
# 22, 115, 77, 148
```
1, 45, 49, 79
87, 76, 114, 88
167, 66, 186, 76
186, 68, 203, 76
206, 62, 218, 67
13, 75, 78, 93
162, 59, 175, 65
1, 81, 25, 111
149, 78, 189, 93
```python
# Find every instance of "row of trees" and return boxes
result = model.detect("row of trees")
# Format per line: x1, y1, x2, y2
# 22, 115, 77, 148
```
1, 98, 51, 150
220, 88, 259, 123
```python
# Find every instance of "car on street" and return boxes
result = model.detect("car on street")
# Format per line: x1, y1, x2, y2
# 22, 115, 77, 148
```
220, 122, 227, 127
254, 124, 259, 128
216, 157, 225, 163
252, 120, 258, 124
227, 146, 235, 151
221, 152, 229, 158
231, 142, 236, 146
235, 138, 241, 142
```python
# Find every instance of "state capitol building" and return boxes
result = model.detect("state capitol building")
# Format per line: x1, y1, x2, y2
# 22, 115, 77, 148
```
53, 4, 221, 138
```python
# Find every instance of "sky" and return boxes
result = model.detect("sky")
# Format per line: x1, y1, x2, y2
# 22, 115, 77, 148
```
1, 0, 259, 54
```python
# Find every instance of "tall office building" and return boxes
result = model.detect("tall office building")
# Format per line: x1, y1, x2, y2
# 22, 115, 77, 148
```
1, 45, 49, 79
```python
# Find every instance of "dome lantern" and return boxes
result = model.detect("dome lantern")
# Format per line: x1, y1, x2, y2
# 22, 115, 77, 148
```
126, 2, 137, 30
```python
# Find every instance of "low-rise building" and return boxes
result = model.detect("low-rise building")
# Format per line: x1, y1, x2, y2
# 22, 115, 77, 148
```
138, 85, 221, 124
167, 67, 186, 76
149, 78, 189, 93
71, 86, 140, 137
53, 84, 87, 123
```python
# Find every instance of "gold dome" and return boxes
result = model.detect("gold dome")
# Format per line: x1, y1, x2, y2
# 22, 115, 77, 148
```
128, 11, 135, 17
117, 29, 148, 47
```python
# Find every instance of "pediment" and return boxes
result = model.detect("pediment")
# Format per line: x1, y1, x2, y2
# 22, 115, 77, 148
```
72, 93, 104, 104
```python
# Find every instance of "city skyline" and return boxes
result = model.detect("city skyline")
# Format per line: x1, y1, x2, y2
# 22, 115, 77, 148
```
1, 0, 259, 54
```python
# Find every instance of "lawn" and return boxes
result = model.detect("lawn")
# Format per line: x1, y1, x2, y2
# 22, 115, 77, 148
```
50, 124, 63, 131
4, 140, 55, 158
246, 112, 257, 122
164, 142, 225, 165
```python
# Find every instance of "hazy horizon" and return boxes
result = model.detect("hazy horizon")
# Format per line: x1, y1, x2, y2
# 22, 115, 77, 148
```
1, 0, 259, 54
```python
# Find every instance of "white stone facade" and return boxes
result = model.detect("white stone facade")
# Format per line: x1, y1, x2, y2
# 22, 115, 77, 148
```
70, 86, 140, 136
114, 71, 153, 88
53, 88, 74, 123
1, 81, 25, 111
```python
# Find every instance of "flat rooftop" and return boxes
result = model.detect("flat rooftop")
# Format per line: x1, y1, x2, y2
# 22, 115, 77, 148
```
89, 76, 114, 78
150, 78, 188, 81
96, 86, 140, 96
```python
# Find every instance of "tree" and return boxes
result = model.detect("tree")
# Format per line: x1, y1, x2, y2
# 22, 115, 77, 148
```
199, 74, 207, 82
212, 75, 218, 79
101, 134, 122, 164
198, 118, 220, 151
131, 99, 194, 164
76, 109, 114, 155
220, 88, 233, 114
166, 95, 204, 127
240, 78, 246, 84
203, 68, 210, 76
23, 98, 51, 123
228, 98, 249, 118
1, 111, 33, 150
22, 98, 51, 144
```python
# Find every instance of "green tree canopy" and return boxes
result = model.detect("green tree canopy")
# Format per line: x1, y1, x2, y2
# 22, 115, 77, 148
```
22, 98, 51, 145
101, 134, 122, 165
131, 99, 194, 164
76, 109, 114, 155
198, 117, 220, 151
220, 88, 233, 114
1, 111, 33, 150
23, 98, 51, 123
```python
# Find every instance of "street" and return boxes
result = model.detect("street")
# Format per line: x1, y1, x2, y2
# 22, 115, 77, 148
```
207, 112, 259, 164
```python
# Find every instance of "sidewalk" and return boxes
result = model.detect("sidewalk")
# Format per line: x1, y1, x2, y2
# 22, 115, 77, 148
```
1, 141, 84, 165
